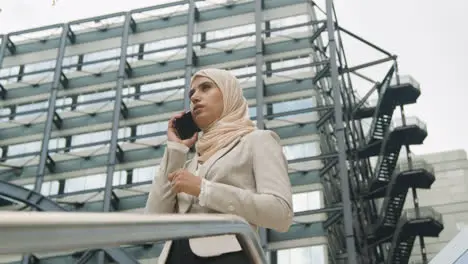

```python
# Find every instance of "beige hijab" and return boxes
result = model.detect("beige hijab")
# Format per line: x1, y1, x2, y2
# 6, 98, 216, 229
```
191, 68, 256, 163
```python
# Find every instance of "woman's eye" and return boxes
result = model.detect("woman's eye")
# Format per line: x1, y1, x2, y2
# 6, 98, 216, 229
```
188, 90, 195, 98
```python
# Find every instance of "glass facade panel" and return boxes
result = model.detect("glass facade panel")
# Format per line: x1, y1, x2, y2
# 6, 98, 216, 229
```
134, 166, 159, 183
22, 181, 59, 196
0, 65, 20, 84
283, 142, 320, 160
205, 24, 256, 49
113, 170, 128, 186
22, 59, 56, 83
144, 36, 186, 61
82, 48, 121, 72
15, 101, 48, 120
76, 90, 116, 110
270, 15, 310, 36
71, 130, 111, 152
65, 174, 106, 193
293, 191, 322, 212
278, 245, 326, 264
8, 141, 42, 156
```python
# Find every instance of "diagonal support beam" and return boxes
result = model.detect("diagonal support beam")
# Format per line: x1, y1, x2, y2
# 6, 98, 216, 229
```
21, 25, 70, 264
184, 0, 198, 111
324, 1, 357, 263
0, 84, 6, 100
102, 12, 133, 214
0, 35, 8, 99
6, 36, 16, 55
34, 24, 69, 193
0, 35, 7, 69
66, 25, 76, 44
254, 0, 269, 250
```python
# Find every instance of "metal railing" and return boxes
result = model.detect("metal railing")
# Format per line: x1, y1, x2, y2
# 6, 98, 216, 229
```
0, 211, 267, 264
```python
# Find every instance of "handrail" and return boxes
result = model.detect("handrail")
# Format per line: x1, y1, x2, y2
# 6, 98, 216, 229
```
0, 212, 267, 264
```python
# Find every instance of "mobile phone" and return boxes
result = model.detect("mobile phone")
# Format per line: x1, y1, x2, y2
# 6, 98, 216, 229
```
174, 111, 201, 140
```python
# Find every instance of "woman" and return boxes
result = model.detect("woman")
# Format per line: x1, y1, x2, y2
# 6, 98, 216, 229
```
145, 68, 293, 264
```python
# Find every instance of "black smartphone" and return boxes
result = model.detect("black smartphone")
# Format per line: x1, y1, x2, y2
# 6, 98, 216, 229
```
174, 111, 201, 140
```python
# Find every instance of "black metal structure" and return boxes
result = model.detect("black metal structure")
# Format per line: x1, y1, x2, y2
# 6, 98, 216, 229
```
309, 1, 444, 264
0, 0, 444, 264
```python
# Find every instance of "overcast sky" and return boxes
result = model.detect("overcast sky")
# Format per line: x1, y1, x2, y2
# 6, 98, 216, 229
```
0, 0, 466, 156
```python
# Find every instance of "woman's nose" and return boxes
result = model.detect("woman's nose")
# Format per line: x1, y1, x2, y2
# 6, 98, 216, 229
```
190, 93, 200, 103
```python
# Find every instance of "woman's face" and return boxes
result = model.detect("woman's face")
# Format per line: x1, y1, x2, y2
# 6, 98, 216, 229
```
189, 76, 224, 129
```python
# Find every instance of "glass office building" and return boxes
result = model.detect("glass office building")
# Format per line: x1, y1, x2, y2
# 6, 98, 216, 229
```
0, 0, 443, 263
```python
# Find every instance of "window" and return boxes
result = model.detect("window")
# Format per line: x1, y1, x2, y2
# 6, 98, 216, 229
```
0, 107, 11, 122
283, 142, 320, 160
65, 174, 106, 193
82, 48, 120, 72
49, 137, 66, 152
137, 121, 167, 138
139, 78, 185, 102
8, 141, 42, 157
144, 37, 187, 61
133, 165, 159, 183
229, 65, 256, 84
71, 130, 111, 152
271, 57, 313, 76
205, 24, 255, 50
62, 55, 79, 74
15, 101, 48, 120
23, 181, 59, 196
22, 59, 56, 83
272, 98, 313, 115
0, 65, 20, 84
76, 90, 115, 110
127, 44, 140, 63
248, 106, 257, 118
64, 171, 128, 193
277, 245, 326, 264
113, 170, 128, 186
293, 191, 322, 212
270, 15, 309, 37
56, 96, 73, 112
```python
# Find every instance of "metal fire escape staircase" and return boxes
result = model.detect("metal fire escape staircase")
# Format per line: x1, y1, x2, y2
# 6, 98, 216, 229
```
385, 207, 444, 264
354, 65, 444, 264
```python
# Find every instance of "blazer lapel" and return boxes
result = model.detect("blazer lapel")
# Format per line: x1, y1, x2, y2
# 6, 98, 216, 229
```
198, 138, 241, 179
178, 156, 199, 213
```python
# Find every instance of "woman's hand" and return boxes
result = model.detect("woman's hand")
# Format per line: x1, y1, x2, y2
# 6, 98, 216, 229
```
167, 112, 198, 148
168, 169, 202, 197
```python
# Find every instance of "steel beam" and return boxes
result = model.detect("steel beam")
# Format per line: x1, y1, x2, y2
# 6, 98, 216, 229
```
0, 35, 7, 69
254, 0, 268, 249
184, 0, 197, 110
98, 14, 133, 262
102, 12, 133, 213
33, 24, 69, 193
255, 0, 265, 130
324, 1, 357, 263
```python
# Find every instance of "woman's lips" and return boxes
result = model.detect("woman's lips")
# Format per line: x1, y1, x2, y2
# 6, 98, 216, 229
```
193, 106, 203, 115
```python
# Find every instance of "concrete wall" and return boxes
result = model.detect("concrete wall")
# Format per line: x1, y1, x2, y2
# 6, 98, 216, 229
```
403, 149, 468, 263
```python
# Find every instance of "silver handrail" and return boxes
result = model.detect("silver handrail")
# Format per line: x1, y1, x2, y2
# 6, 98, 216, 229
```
0, 212, 267, 264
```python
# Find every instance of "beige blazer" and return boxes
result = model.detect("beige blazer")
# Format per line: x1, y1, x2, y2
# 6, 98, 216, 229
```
144, 130, 293, 263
